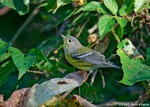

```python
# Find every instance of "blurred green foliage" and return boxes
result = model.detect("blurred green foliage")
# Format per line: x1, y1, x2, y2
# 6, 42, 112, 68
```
0, 0, 150, 106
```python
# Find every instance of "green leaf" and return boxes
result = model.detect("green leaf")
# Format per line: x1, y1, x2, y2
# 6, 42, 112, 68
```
0, 60, 16, 87
77, 1, 101, 11
28, 49, 47, 61
28, 49, 53, 71
134, 0, 147, 12
119, 4, 127, 16
0, 52, 10, 62
125, 0, 134, 13
0, 39, 10, 56
104, 35, 117, 57
99, 4, 109, 14
8, 47, 35, 79
118, 39, 143, 58
54, 6, 74, 27
103, 0, 118, 15
53, 0, 72, 13
41, 0, 73, 13
146, 48, 150, 66
45, 0, 56, 12
72, 12, 85, 25
72, 12, 89, 25
98, 15, 115, 40
0, 0, 29, 15
115, 17, 127, 28
116, 25, 123, 39
76, 1, 108, 14
35, 62, 53, 71
117, 49, 150, 86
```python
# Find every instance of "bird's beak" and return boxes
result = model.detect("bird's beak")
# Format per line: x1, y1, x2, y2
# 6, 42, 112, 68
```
60, 34, 65, 38
60, 34, 67, 45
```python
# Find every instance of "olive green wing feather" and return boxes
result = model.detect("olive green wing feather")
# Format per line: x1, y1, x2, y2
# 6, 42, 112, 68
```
71, 47, 120, 69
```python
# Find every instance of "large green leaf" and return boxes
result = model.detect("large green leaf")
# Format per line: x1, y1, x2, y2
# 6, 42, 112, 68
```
98, 15, 115, 40
0, 0, 29, 15
117, 49, 150, 86
0, 60, 16, 87
103, 0, 118, 15
8, 47, 35, 79
117, 40, 150, 86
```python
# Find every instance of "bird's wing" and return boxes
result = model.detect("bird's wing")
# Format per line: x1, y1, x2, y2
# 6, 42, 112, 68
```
71, 47, 107, 65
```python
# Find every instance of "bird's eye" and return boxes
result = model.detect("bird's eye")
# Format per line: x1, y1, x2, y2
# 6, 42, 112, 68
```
68, 39, 72, 43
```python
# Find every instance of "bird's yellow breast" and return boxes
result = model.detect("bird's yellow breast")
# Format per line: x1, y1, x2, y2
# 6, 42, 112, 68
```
65, 53, 96, 71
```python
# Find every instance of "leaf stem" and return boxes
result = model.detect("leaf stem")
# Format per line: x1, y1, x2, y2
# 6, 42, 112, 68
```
111, 28, 121, 43
10, 8, 39, 44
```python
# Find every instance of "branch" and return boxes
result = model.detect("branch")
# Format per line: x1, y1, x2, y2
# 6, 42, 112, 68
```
10, 8, 39, 44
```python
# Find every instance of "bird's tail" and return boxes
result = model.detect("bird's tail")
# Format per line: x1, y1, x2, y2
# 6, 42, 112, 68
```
105, 61, 121, 69
111, 64, 121, 69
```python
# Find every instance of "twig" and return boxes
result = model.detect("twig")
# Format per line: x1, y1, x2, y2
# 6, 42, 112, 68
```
134, 93, 150, 104
27, 70, 44, 74
90, 39, 99, 48
88, 24, 97, 34
90, 70, 98, 85
27, 70, 50, 77
141, 81, 150, 94
145, 25, 150, 36
99, 70, 105, 88
76, 19, 88, 38
10, 8, 39, 44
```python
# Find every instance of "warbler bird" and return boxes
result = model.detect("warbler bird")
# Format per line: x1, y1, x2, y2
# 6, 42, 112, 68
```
61, 35, 120, 71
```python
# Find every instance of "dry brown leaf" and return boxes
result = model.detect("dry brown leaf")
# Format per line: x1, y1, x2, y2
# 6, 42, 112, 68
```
87, 33, 98, 44
0, 88, 30, 107
64, 71, 88, 83
24, 71, 88, 107
0, 71, 88, 107
94, 36, 110, 53
0, 7, 11, 16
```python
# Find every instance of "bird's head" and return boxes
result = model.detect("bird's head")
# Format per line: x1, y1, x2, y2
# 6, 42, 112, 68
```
60, 35, 82, 53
